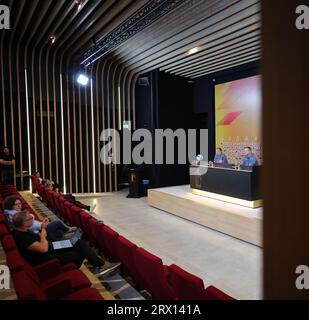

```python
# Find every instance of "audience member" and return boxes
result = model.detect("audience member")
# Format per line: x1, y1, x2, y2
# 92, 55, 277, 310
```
12, 211, 120, 275
3, 195, 75, 241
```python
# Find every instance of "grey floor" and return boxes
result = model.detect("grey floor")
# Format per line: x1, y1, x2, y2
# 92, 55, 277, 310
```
76, 189, 262, 300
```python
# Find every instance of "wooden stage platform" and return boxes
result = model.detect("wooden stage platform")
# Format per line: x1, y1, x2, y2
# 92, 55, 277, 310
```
148, 185, 263, 247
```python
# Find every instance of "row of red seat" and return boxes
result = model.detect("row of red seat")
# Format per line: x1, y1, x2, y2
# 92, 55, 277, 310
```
0, 183, 103, 300
31, 176, 235, 300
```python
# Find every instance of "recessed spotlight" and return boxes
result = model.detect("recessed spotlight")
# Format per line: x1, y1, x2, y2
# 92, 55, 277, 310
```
77, 74, 89, 86
50, 35, 56, 45
75, 0, 84, 11
188, 47, 199, 55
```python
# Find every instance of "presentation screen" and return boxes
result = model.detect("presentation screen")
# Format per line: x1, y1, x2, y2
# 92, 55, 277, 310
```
215, 75, 262, 165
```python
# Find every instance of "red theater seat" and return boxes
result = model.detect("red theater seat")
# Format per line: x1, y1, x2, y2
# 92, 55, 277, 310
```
0, 223, 9, 239
116, 235, 142, 287
79, 210, 91, 234
1, 234, 17, 252
6, 250, 91, 294
204, 285, 235, 300
12, 271, 103, 300
45, 189, 54, 208
63, 201, 74, 225
95, 224, 108, 255
86, 217, 101, 246
69, 205, 83, 228
102, 225, 120, 262
168, 264, 206, 300
40, 187, 48, 203
36, 184, 43, 198
88, 218, 104, 241
134, 247, 176, 300
13, 271, 47, 300
57, 196, 68, 221
48, 190, 58, 212
53, 193, 61, 216
0, 213, 6, 224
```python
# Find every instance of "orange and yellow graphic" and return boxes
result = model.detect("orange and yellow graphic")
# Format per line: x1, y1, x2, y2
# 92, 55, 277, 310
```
215, 75, 262, 164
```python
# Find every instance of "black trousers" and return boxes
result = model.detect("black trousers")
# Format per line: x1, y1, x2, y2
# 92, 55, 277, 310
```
52, 240, 104, 268
1, 168, 14, 185
63, 194, 90, 211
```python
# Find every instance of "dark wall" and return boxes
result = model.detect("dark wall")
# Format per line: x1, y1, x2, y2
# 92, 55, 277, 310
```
135, 72, 156, 132
193, 61, 260, 161
135, 70, 194, 187
135, 71, 157, 186
156, 71, 194, 187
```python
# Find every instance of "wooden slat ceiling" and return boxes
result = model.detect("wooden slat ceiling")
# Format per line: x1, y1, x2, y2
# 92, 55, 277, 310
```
6, 0, 261, 78
79, 0, 262, 79
5, 0, 151, 67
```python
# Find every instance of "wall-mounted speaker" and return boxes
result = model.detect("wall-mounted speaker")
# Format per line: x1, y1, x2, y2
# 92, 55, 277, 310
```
138, 77, 150, 86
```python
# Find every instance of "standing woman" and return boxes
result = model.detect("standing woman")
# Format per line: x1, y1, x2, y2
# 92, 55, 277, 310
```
0, 146, 15, 185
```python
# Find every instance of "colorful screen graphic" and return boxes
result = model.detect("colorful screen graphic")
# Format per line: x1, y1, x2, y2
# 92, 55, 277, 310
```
215, 75, 262, 165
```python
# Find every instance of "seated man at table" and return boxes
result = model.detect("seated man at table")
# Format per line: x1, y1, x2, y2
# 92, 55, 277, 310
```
242, 146, 258, 166
213, 148, 228, 164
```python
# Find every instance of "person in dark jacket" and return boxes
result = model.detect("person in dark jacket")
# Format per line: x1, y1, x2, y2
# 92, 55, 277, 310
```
0, 146, 15, 185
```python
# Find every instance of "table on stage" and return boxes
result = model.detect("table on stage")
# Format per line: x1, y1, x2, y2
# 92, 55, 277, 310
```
190, 164, 262, 208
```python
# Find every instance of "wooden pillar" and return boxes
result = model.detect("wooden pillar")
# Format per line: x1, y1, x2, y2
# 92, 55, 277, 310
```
262, 0, 309, 299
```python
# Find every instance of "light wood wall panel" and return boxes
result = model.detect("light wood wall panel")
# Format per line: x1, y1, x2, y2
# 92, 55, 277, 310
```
0, 6, 133, 193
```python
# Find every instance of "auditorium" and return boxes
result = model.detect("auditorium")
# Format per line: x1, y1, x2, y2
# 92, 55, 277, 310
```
0, 0, 308, 303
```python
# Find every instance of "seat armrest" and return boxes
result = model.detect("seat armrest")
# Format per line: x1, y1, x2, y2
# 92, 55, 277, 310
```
34, 259, 61, 281
44, 278, 73, 300
60, 263, 76, 272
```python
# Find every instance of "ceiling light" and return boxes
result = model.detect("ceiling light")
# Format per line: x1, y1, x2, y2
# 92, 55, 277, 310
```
77, 74, 89, 86
50, 35, 56, 45
75, 0, 84, 11
188, 47, 199, 55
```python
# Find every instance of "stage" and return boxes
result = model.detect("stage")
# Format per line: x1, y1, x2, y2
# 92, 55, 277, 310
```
148, 185, 263, 246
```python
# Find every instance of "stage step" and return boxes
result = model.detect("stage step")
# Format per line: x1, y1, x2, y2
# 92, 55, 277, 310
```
148, 185, 262, 247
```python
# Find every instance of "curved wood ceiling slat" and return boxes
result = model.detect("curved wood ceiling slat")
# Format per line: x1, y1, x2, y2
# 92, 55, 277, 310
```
191, 54, 261, 78
181, 50, 261, 77
162, 32, 261, 72
115, 0, 259, 62
8, 0, 261, 78
99, 6, 260, 79
174, 44, 261, 76
191, 56, 261, 78
113, 0, 231, 59
62, 0, 125, 59
115, 16, 259, 78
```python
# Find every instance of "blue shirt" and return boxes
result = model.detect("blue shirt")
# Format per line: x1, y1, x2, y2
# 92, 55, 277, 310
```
242, 154, 258, 166
214, 154, 228, 164
4, 209, 42, 233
